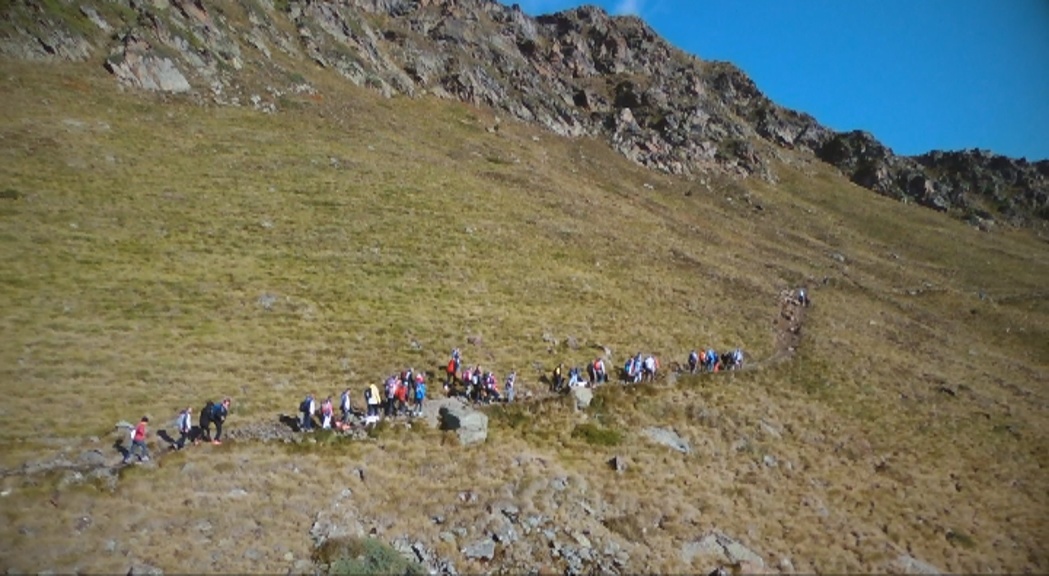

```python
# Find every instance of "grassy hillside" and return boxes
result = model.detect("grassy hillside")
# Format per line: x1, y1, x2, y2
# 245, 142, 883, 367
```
0, 59, 1047, 574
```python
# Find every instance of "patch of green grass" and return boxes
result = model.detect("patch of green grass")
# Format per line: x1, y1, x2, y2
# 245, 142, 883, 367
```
571, 422, 622, 446
314, 536, 426, 576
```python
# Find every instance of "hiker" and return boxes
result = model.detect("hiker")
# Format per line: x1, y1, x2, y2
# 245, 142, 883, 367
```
505, 371, 516, 402
124, 416, 150, 464
300, 393, 316, 431
366, 382, 381, 418
705, 348, 718, 372
340, 388, 352, 423
469, 367, 483, 403
688, 350, 700, 374
797, 287, 809, 307
568, 366, 584, 388
211, 398, 230, 444
727, 348, 744, 370
484, 371, 501, 403
413, 374, 426, 416
642, 355, 658, 382
198, 400, 215, 443
384, 375, 398, 417
551, 363, 564, 392
395, 378, 409, 416
622, 357, 634, 383
175, 406, 192, 450
593, 357, 607, 384
320, 396, 334, 429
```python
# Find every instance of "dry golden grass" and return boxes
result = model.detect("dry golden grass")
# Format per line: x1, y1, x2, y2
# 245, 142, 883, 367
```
0, 51, 1047, 574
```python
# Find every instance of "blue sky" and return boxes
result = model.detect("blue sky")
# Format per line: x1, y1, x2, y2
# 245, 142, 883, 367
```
514, 0, 1049, 160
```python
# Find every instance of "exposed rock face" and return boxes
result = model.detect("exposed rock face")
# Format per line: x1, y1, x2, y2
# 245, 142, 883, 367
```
104, 33, 192, 93
2, 0, 1045, 226
439, 402, 489, 445
642, 426, 691, 454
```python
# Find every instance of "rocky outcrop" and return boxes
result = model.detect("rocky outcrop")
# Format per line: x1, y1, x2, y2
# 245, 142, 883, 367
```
104, 33, 192, 93
1, 0, 1045, 226
439, 402, 489, 445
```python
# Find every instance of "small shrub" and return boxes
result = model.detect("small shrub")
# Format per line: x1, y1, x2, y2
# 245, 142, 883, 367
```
0, 189, 22, 200
313, 536, 426, 576
571, 422, 622, 446
946, 529, 976, 549
488, 404, 529, 429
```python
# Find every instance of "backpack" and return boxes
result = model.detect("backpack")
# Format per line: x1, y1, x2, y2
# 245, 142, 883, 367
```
416, 383, 426, 400
364, 387, 372, 401
300, 398, 310, 413
200, 400, 214, 421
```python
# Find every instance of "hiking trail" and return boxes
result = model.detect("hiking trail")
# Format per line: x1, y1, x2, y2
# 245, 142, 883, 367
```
0, 289, 810, 483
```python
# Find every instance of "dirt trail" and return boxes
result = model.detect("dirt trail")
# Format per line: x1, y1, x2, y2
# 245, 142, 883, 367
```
486, 287, 809, 408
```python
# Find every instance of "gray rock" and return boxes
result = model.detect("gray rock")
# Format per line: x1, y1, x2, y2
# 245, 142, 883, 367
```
461, 538, 495, 561
258, 293, 279, 310
642, 427, 691, 454
439, 403, 488, 445
105, 34, 191, 93
681, 531, 764, 568
77, 449, 107, 467
127, 562, 163, 576
571, 386, 593, 410
608, 455, 628, 473
894, 554, 941, 575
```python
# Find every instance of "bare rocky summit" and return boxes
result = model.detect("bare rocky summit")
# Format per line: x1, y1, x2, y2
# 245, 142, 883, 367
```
2, 0, 1045, 226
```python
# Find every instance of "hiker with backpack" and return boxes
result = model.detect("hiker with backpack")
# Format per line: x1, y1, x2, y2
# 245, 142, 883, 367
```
384, 375, 399, 417
340, 388, 352, 423
593, 357, 607, 384
705, 348, 719, 372
365, 382, 381, 418
320, 396, 334, 429
797, 287, 809, 307
688, 350, 700, 374
210, 398, 230, 444
642, 355, 658, 383
175, 406, 192, 450
413, 374, 426, 416
123, 416, 150, 464
199, 400, 215, 443
394, 378, 409, 416
300, 393, 316, 431
551, 363, 564, 393
505, 371, 516, 402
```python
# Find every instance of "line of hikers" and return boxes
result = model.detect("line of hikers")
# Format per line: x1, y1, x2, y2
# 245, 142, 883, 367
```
120, 397, 231, 464
687, 347, 745, 375
298, 366, 438, 431
442, 348, 518, 404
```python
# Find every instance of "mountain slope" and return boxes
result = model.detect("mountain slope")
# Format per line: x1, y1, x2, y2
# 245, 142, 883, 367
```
1, 50, 1048, 574
2, 2, 1049, 575
1, 0, 1047, 227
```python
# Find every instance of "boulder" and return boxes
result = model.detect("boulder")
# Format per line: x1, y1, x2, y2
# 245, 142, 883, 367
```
642, 427, 691, 454
461, 538, 495, 561
439, 403, 488, 445
893, 554, 941, 575
570, 386, 593, 410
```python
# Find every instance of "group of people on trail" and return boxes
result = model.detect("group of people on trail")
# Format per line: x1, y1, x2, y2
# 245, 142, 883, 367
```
444, 348, 518, 405
298, 367, 430, 431
120, 397, 231, 464
687, 347, 744, 374
621, 353, 660, 385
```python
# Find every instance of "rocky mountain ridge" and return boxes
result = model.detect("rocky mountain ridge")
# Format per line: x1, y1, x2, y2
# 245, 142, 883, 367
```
3, 0, 1046, 227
